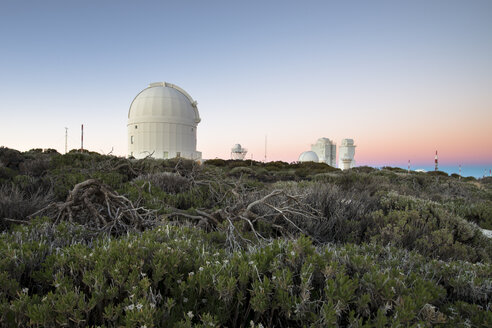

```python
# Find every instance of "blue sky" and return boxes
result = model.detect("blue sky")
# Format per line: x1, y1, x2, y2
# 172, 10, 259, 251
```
0, 0, 491, 165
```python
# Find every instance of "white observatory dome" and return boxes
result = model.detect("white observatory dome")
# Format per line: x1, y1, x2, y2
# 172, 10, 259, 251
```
298, 151, 319, 162
232, 144, 242, 152
128, 82, 202, 160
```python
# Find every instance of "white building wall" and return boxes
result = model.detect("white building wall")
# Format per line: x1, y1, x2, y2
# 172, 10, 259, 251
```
338, 139, 356, 170
311, 138, 336, 167
128, 122, 200, 159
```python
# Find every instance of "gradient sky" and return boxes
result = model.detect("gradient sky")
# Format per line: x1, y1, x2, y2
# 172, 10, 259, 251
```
0, 0, 491, 167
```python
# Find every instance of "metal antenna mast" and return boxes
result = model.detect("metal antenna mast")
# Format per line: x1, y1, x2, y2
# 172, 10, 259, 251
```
264, 134, 267, 162
64, 127, 68, 154
434, 150, 438, 171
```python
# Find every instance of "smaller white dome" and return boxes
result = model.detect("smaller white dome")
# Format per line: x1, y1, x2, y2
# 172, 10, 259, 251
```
298, 151, 319, 162
232, 144, 242, 152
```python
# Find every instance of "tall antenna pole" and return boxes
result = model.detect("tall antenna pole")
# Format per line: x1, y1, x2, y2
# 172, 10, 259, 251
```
408, 160, 410, 173
264, 134, 267, 163
64, 127, 68, 154
434, 150, 438, 171
81, 124, 84, 151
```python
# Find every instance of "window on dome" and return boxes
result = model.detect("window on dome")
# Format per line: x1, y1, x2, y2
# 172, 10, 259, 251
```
131, 136, 134, 144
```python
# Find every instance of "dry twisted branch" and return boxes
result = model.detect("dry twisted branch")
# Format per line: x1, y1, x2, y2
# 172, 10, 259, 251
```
29, 179, 157, 234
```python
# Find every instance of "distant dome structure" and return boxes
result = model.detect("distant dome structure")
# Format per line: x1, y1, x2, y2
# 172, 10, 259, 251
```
298, 151, 319, 162
231, 144, 247, 160
128, 82, 201, 160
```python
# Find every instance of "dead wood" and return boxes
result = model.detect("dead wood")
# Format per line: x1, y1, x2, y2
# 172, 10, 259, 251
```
29, 179, 157, 234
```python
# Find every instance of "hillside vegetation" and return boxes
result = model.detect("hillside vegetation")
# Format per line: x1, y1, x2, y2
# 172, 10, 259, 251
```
0, 147, 491, 327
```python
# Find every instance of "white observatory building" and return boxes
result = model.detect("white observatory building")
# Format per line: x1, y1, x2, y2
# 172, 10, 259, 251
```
298, 151, 319, 163
338, 138, 356, 170
128, 82, 202, 160
311, 138, 336, 167
231, 144, 248, 160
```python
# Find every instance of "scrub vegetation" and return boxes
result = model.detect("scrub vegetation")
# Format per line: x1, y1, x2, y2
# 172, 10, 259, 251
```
0, 146, 491, 327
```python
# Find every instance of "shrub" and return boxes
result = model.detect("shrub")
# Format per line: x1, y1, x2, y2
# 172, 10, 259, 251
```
228, 166, 255, 178
0, 147, 24, 170
134, 172, 190, 194
427, 170, 449, 177
0, 222, 490, 327
204, 159, 227, 167
0, 184, 53, 230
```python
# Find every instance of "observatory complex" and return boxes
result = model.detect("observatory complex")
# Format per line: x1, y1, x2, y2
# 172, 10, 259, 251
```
128, 82, 202, 160
298, 137, 356, 170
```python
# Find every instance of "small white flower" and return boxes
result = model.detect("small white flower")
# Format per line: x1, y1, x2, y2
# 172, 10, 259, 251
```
202, 298, 207, 304
141, 325, 147, 328
89, 252, 93, 257
188, 271, 194, 276
249, 261, 254, 265
150, 303, 156, 308
83, 255, 87, 259
250, 321, 255, 327
126, 304, 135, 311
223, 259, 229, 264
55, 283, 60, 288
272, 276, 276, 280
290, 251, 295, 256
214, 252, 219, 256
136, 303, 143, 310
187, 311, 194, 319
258, 323, 264, 328
199, 267, 204, 272
206, 261, 210, 265
183, 297, 188, 303
141, 272, 147, 277
22, 288, 28, 294
177, 279, 182, 284
215, 261, 220, 265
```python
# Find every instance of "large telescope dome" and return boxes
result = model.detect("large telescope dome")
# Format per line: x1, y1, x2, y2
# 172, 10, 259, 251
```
127, 82, 202, 160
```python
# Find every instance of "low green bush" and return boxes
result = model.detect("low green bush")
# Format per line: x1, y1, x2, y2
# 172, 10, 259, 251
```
0, 221, 490, 327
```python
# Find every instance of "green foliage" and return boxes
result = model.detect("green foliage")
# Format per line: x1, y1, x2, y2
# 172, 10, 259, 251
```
1, 146, 492, 326
0, 221, 490, 327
